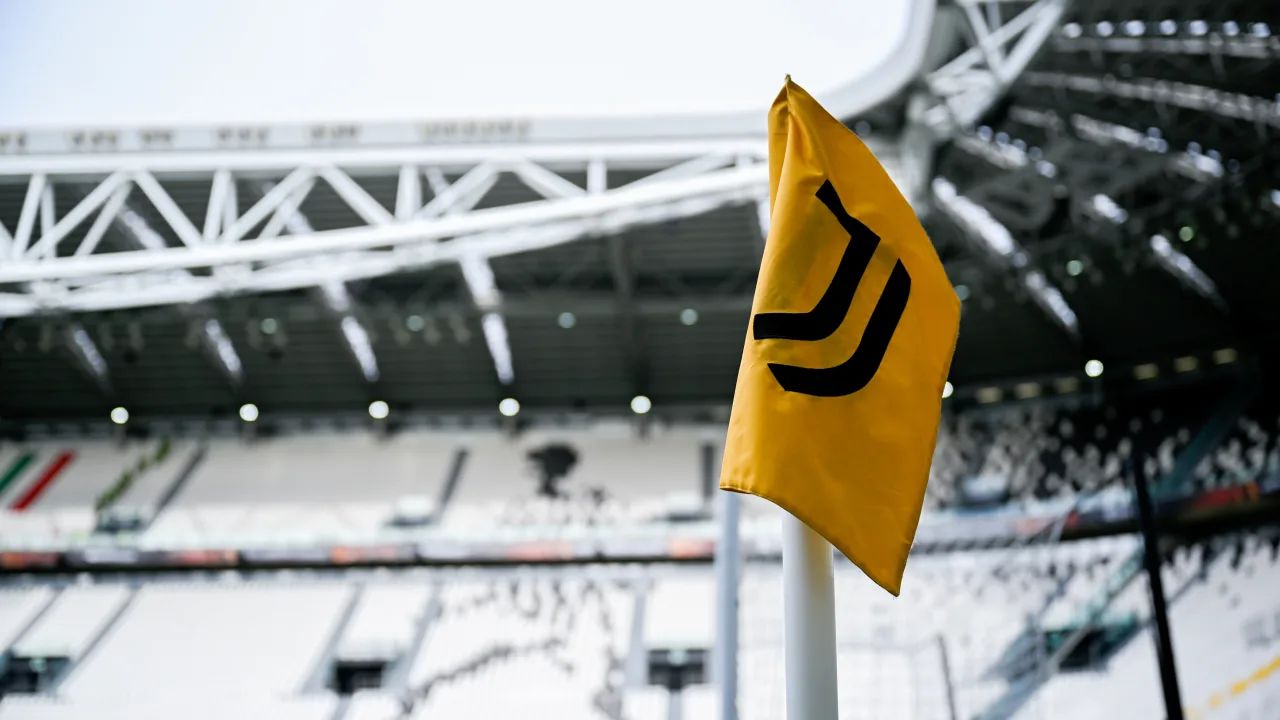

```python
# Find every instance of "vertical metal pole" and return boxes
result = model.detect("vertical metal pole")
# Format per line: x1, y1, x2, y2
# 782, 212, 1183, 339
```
937, 635, 959, 720
702, 442, 717, 504
714, 491, 741, 720
667, 689, 685, 720
782, 512, 839, 720
1132, 458, 1185, 720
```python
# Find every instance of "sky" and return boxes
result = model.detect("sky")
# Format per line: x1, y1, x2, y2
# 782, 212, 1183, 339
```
0, 0, 910, 129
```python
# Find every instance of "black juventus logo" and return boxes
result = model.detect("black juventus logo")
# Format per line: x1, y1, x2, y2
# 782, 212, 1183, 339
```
753, 180, 911, 397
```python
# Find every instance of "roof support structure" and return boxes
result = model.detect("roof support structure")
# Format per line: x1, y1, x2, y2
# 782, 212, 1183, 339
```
113, 195, 248, 390
588, 157, 648, 393
64, 322, 111, 395
320, 281, 380, 384
932, 176, 1080, 337
0, 0, 1066, 401
252, 177, 383, 387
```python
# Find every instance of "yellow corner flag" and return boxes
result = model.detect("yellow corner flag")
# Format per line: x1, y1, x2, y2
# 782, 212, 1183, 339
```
721, 78, 960, 596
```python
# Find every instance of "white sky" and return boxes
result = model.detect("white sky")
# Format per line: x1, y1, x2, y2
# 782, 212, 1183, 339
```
0, 0, 910, 128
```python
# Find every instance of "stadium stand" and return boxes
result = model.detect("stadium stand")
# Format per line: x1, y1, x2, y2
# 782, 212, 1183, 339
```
0, 529, 1275, 719
0, 587, 55, 655
443, 426, 711, 530
0, 439, 186, 546
1034, 533, 1280, 718
927, 384, 1235, 511
145, 432, 455, 547
2, 1, 1279, 716
1191, 405, 1280, 493
0, 387, 1272, 560
333, 581, 435, 681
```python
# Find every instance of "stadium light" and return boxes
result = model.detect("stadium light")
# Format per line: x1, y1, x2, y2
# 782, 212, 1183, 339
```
368, 400, 389, 420
1085, 359, 1105, 378
1213, 347, 1238, 365
498, 397, 520, 417
976, 387, 1003, 404
1134, 363, 1160, 380
1015, 382, 1041, 399
239, 403, 260, 423
942, 382, 954, 399
630, 395, 652, 415
110, 406, 129, 425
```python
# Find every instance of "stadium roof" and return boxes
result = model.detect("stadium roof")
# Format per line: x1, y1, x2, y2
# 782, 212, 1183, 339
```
1, 0, 1277, 423
0, 0, 910, 127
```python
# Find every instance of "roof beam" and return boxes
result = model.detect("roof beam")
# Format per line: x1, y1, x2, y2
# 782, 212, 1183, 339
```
198, 317, 244, 388
0, 164, 766, 286
395, 165, 422, 221
64, 322, 112, 395
458, 254, 514, 386
202, 168, 233, 242
510, 160, 586, 199
11, 173, 46, 258
252, 178, 383, 387
607, 233, 646, 395
26, 171, 130, 259
932, 176, 1080, 337
318, 165, 394, 226
318, 281, 380, 384
1148, 234, 1227, 311
415, 163, 499, 219
1023, 72, 1280, 128
74, 181, 131, 257
113, 196, 247, 388
0, 173, 763, 317
132, 170, 202, 247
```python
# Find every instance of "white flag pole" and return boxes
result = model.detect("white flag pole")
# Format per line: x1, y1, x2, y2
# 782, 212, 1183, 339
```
782, 511, 839, 719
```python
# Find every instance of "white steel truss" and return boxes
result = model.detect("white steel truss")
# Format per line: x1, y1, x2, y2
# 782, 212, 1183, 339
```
919, 0, 1067, 134
0, 0, 1063, 386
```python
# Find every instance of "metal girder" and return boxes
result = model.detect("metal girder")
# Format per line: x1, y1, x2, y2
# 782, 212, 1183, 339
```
1023, 71, 1280, 128
0, 161, 769, 317
197, 317, 245, 388
320, 282, 381, 384
64, 322, 111, 395
1148, 234, 1228, 310
919, 0, 1068, 133
0, 0, 1063, 328
931, 176, 1081, 337
257, 179, 383, 387
967, 109, 1233, 317
113, 196, 248, 389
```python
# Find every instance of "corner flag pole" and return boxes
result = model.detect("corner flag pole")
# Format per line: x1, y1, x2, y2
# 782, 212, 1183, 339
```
782, 511, 839, 719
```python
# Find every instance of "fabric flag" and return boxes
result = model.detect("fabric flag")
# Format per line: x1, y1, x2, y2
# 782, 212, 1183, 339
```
721, 78, 960, 596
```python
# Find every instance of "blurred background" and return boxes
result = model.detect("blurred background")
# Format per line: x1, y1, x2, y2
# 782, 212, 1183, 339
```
0, 0, 1278, 718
